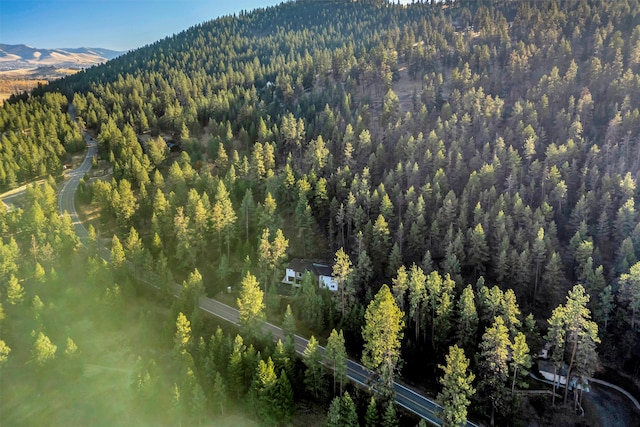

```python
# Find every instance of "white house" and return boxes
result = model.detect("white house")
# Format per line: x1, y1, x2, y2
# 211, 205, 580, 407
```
282, 259, 338, 291
538, 360, 569, 384
536, 343, 590, 392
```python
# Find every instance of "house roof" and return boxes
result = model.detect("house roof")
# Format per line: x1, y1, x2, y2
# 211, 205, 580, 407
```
538, 359, 568, 376
313, 263, 333, 277
287, 258, 313, 272
287, 258, 333, 277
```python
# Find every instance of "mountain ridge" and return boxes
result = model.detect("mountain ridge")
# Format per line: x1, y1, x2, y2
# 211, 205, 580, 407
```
0, 44, 122, 70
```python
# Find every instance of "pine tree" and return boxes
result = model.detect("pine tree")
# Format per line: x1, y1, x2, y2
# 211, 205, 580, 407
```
273, 338, 294, 380
382, 400, 398, 427
282, 304, 296, 338
326, 328, 347, 395
541, 252, 564, 306
618, 261, 640, 331
64, 337, 78, 358
362, 284, 404, 396
426, 271, 456, 350
270, 229, 289, 288
456, 284, 479, 352
595, 285, 615, 332
297, 271, 326, 331
170, 383, 183, 425
257, 228, 289, 293
212, 180, 237, 258
228, 335, 247, 398
32, 295, 44, 320
341, 392, 360, 427
391, 265, 408, 312
6, 274, 24, 305
558, 285, 600, 405
303, 336, 326, 399
124, 226, 145, 275
86, 223, 98, 255
174, 312, 192, 356
372, 214, 391, 273
237, 272, 265, 340
501, 289, 522, 338
253, 357, 278, 423
333, 247, 354, 317
33, 262, 46, 284
205, 327, 229, 379
216, 254, 231, 284
257, 228, 272, 291
274, 370, 295, 423
510, 332, 532, 394
531, 227, 547, 303
240, 188, 255, 242
478, 317, 510, 426
180, 268, 204, 318
407, 264, 426, 341
190, 381, 207, 425
113, 178, 137, 229
180, 122, 190, 141
256, 191, 279, 233
326, 391, 359, 427
132, 356, 157, 408
545, 305, 566, 407
32, 332, 57, 366
438, 345, 475, 427
211, 371, 227, 414
466, 223, 490, 279
325, 395, 343, 427
386, 242, 403, 282
110, 234, 126, 272
381, 89, 400, 127
353, 250, 374, 300
364, 396, 378, 427
0, 340, 10, 366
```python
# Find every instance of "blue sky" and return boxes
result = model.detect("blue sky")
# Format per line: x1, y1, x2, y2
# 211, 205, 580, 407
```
1, 0, 286, 51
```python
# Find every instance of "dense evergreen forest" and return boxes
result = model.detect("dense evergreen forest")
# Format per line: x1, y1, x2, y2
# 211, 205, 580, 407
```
2, 0, 640, 426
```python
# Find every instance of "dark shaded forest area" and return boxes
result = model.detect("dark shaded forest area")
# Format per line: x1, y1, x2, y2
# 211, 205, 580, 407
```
2, 0, 640, 426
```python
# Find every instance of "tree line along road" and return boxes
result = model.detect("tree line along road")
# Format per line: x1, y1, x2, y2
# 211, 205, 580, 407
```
59, 125, 478, 427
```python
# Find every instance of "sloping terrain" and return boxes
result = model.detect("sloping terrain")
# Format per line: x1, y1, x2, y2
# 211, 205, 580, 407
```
0, 44, 121, 103
0, 44, 122, 70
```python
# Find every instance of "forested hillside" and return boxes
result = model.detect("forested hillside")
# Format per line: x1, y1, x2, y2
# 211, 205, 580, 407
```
0, 93, 84, 186
2, 0, 640, 426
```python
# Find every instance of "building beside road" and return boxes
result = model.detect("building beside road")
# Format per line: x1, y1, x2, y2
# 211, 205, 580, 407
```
282, 258, 338, 291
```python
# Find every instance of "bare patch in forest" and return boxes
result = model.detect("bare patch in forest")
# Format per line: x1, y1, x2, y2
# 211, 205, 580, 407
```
392, 66, 425, 113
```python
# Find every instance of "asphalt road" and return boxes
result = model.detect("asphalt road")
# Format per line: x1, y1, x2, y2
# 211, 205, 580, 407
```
195, 294, 456, 426
61, 121, 478, 427
57, 133, 97, 244
1, 179, 48, 211
195, 297, 478, 427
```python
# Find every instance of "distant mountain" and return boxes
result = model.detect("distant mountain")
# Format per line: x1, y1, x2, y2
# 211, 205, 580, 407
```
0, 44, 122, 70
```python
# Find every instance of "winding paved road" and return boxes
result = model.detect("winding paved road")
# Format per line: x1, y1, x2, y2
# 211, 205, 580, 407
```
61, 119, 478, 427
57, 134, 96, 241
57, 110, 97, 244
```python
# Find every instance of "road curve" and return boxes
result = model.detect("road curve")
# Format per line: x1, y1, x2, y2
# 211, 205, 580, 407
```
588, 377, 640, 411
57, 135, 97, 243
60, 114, 477, 427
